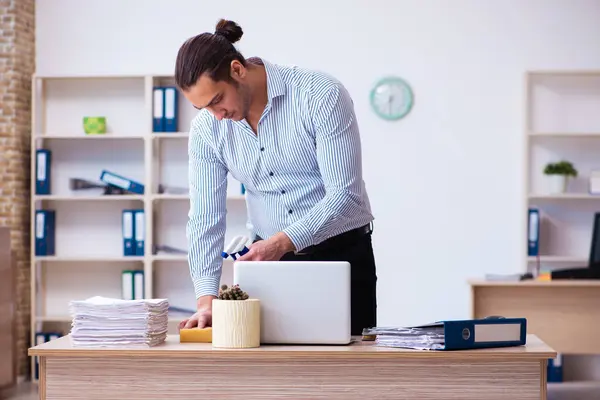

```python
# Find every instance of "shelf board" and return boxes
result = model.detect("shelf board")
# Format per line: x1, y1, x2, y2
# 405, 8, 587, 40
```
35, 256, 145, 262
153, 254, 187, 261
527, 70, 600, 76
152, 132, 189, 138
528, 193, 600, 200
152, 254, 238, 263
153, 194, 188, 200
529, 132, 600, 138
34, 195, 144, 202
36, 316, 71, 322
527, 255, 588, 263
34, 73, 148, 79
152, 194, 245, 201
547, 381, 600, 390
469, 279, 600, 287
34, 133, 146, 139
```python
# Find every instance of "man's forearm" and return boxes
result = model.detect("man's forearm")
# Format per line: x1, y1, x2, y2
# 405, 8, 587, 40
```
196, 294, 216, 310
270, 231, 296, 254
282, 188, 363, 251
187, 213, 226, 299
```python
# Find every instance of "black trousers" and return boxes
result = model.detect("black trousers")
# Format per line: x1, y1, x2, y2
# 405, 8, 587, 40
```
255, 226, 378, 336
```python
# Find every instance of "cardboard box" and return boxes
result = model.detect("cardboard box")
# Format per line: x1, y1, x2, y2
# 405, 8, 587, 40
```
0, 227, 16, 390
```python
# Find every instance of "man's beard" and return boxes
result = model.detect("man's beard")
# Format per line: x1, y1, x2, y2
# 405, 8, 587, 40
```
236, 82, 252, 120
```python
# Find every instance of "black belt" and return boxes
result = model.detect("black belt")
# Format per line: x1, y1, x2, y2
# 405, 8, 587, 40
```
255, 223, 373, 255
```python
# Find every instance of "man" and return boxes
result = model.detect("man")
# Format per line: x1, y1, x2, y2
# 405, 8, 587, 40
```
176, 18, 377, 336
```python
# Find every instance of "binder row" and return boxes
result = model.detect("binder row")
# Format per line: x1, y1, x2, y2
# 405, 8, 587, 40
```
153, 86, 178, 132
34, 208, 146, 257
35, 149, 145, 196
122, 270, 144, 300
122, 209, 145, 256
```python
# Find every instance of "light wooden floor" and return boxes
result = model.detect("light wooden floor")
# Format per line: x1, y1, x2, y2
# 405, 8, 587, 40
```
2, 381, 600, 400
1, 382, 37, 400
547, 382, 600, 399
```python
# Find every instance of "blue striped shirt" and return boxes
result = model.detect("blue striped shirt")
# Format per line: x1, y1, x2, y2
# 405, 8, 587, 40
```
186, 58, 374, 299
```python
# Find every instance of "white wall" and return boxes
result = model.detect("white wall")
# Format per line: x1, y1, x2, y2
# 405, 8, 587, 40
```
35, 0, 600, 326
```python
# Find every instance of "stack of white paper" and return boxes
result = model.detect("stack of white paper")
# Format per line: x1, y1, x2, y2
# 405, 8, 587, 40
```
68, 296, 169, 348
362, 325, 446, 350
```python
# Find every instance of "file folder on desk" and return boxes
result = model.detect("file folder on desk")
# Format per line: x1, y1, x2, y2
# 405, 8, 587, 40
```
363, 317, 527, 351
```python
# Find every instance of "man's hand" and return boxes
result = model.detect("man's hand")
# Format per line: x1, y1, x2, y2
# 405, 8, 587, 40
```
179, 295, 216, 330
237, 232, 295, 261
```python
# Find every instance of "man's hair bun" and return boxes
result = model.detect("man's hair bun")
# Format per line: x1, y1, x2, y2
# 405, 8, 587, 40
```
214, 19, 243, 44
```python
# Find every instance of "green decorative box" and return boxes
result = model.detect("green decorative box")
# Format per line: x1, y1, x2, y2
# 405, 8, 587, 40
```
83, 116, 106, 134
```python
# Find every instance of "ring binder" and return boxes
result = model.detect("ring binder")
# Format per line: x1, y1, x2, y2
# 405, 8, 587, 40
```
362, 317, 527, 351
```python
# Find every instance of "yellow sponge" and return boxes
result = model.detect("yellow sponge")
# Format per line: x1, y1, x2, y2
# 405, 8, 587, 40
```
180, 327, 212, 343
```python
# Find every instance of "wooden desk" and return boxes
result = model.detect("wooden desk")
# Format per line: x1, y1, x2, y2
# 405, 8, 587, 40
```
29, 334, 555, 400
469, 280, 600, 355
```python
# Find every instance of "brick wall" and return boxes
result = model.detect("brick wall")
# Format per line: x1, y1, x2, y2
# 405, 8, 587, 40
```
0, 0, 35, 377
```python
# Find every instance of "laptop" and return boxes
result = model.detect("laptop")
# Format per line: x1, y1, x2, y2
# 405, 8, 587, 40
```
550, 212, 600, 279
233, 260, 352, 345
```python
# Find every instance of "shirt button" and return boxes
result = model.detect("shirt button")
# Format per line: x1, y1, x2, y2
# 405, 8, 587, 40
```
288, 209, 293, 214
260, 147, 265, 151
281, 190, 286, 194
269, 172, 274, 176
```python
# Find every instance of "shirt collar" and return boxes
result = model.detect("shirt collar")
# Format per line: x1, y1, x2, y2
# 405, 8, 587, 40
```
258, 58, 286, 101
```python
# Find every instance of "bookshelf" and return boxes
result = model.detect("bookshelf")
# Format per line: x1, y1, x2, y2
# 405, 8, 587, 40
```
525, 70, 600, 272
29, 74, 249, 380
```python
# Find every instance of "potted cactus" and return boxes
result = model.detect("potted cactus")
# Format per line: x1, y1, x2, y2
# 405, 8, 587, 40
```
544, 160, 577, 194
212, 284, 260, 348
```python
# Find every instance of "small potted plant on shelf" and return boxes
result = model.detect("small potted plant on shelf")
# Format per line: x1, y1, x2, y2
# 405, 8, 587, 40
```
543, 160, 577, 194
212, 284, 260, 349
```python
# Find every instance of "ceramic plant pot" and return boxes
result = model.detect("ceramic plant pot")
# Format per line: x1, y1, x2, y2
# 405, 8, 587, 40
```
211, 298, 260, 348
547, 175, 567, 194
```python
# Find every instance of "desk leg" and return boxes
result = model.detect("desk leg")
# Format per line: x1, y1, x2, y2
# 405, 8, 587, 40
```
540, 359, 547, 400
38, 357, 46, 400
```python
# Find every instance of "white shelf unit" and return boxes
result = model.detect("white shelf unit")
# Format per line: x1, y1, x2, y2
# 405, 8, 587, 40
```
29, 74, 249, 380
525, 70, 600, 273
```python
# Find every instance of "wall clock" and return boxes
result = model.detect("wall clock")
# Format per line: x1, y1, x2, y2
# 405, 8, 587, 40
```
369, 76, 414, 121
